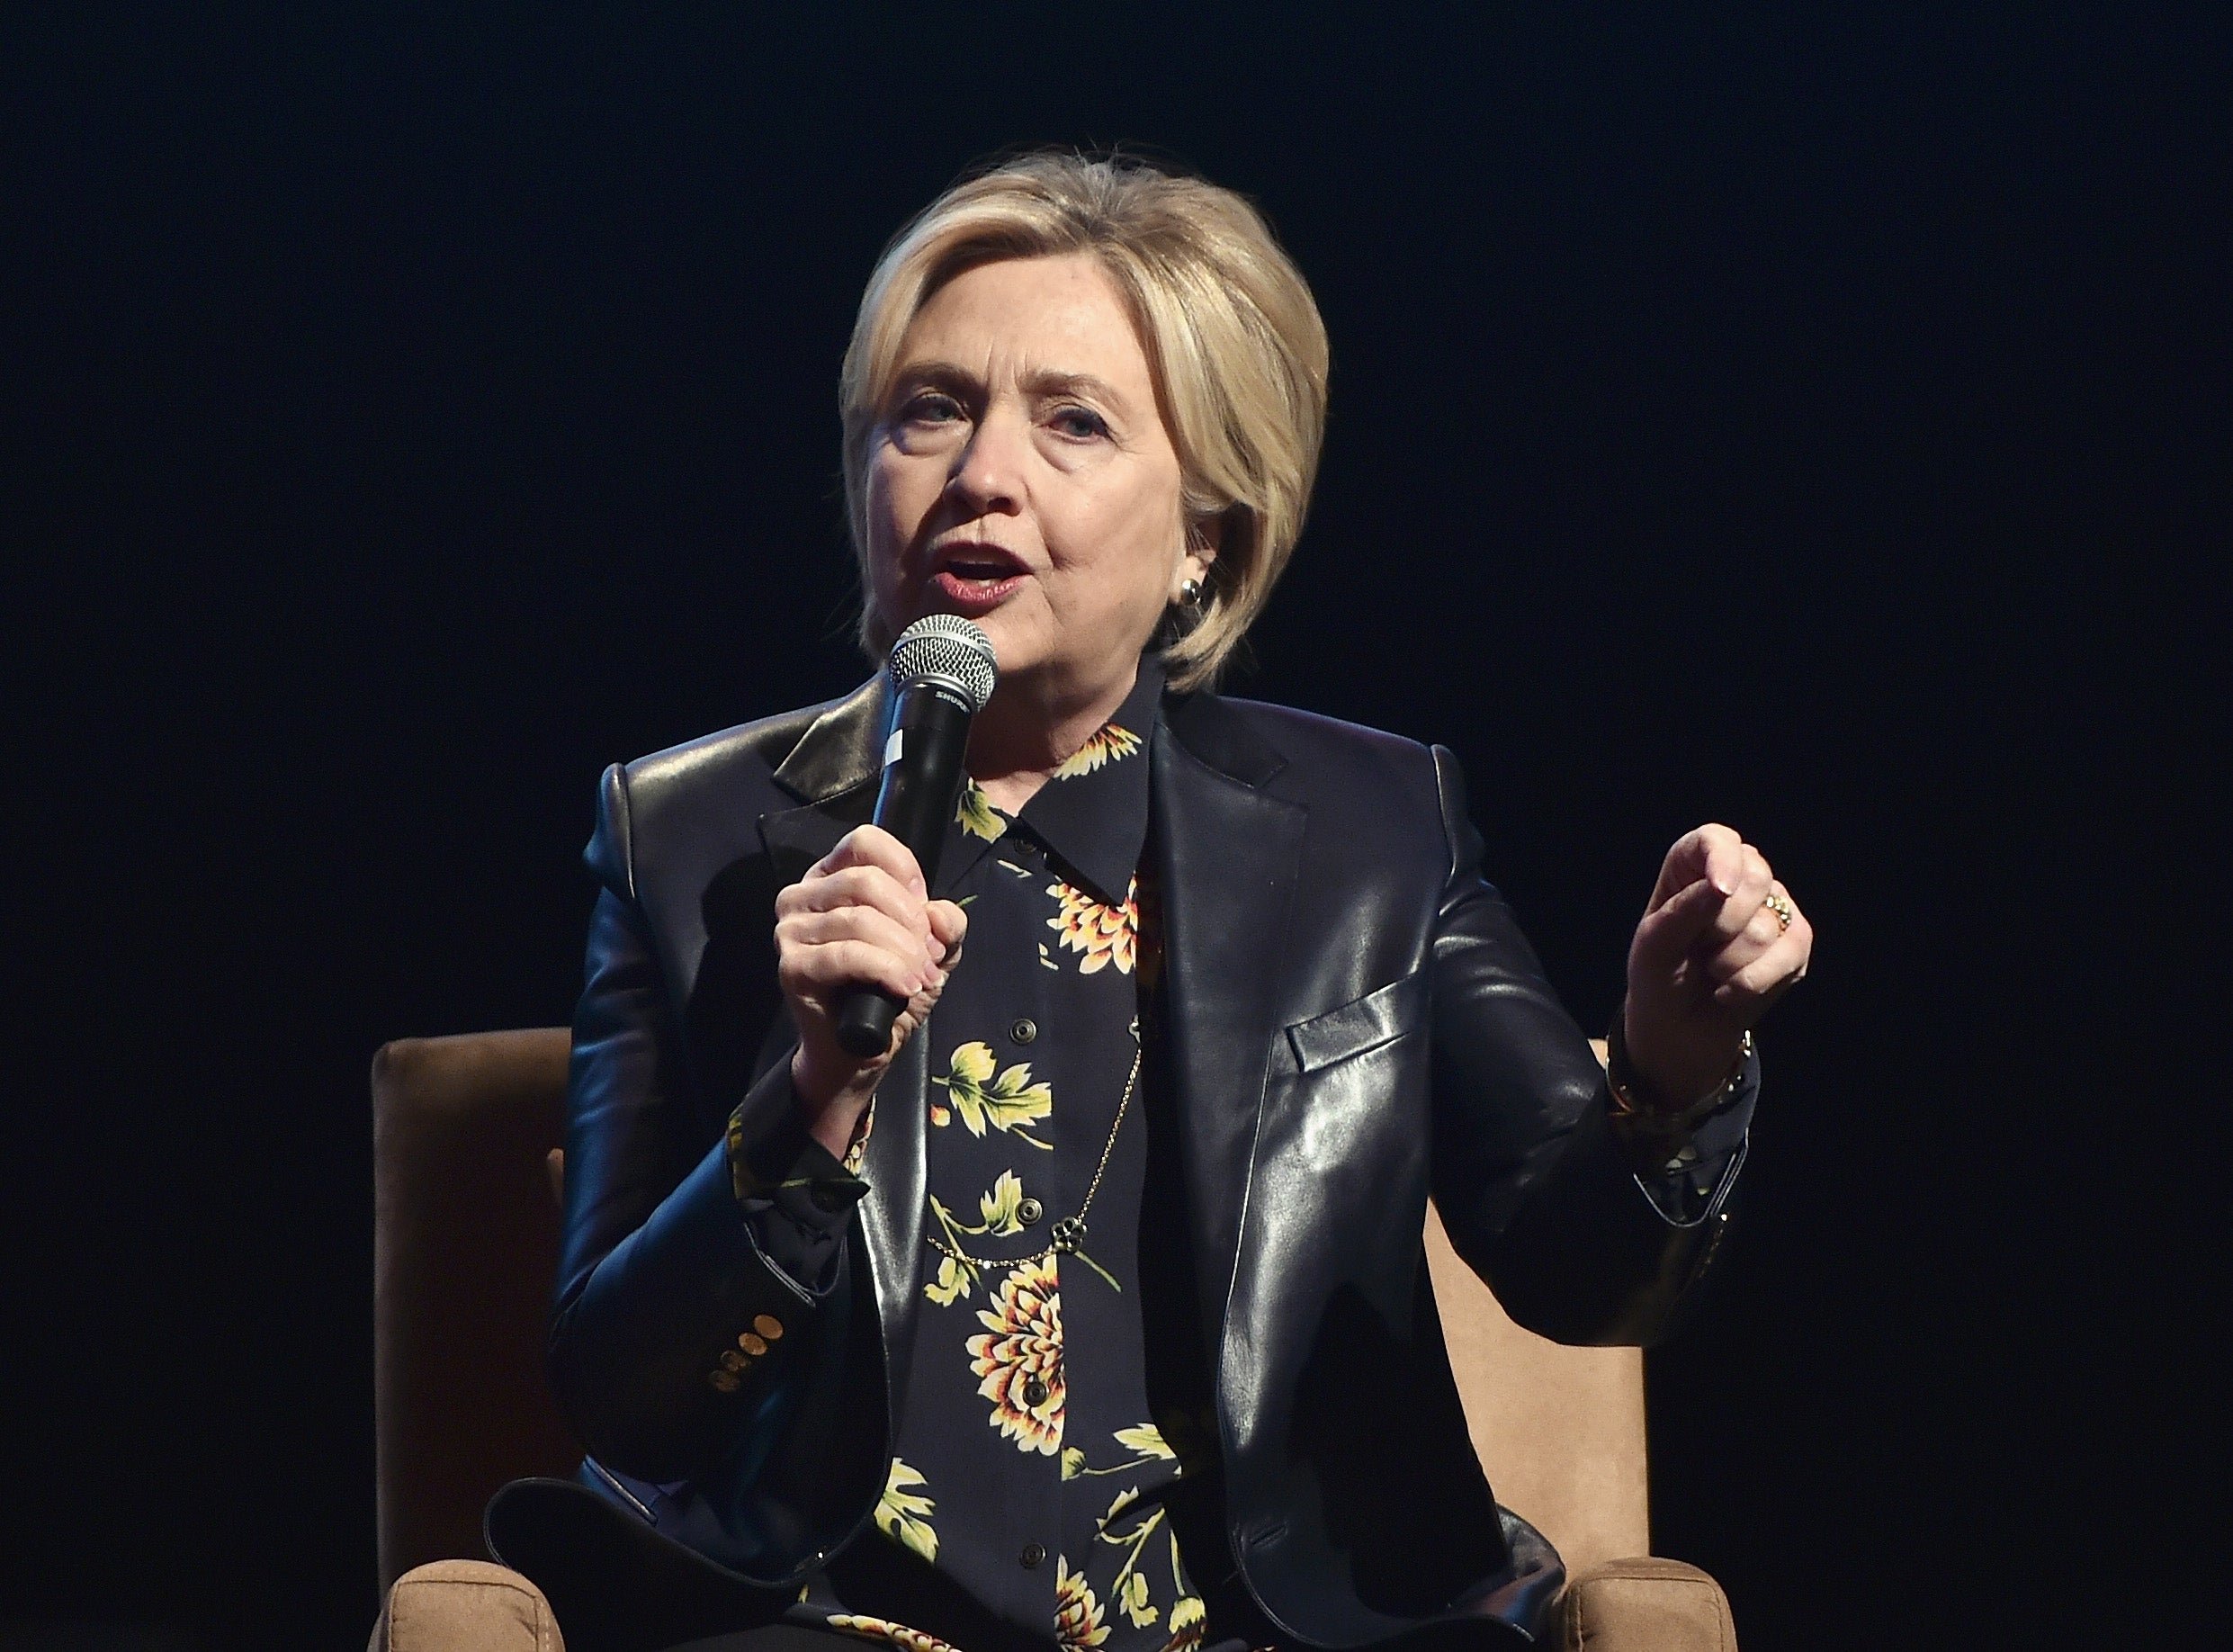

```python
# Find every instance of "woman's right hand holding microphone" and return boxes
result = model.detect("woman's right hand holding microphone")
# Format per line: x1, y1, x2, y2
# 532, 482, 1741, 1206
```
774, 824, 968, 1159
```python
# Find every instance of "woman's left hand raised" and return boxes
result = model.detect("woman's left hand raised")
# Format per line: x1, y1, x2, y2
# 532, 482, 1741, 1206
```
1621, 823, 1814, 1107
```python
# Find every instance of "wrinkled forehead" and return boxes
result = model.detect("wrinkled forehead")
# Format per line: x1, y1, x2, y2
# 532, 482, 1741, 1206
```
889, 253, 1159, 406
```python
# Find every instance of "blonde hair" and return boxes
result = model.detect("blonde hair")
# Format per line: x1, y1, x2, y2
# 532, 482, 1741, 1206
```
839, 151, 1330, 691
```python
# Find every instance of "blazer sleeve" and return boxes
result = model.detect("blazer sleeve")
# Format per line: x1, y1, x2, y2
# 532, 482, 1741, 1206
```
1423, 744, 1753, 1346
547, 761, 859, 1486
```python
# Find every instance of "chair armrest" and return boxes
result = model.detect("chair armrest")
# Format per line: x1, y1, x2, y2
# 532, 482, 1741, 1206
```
1560, 1557, 1737, 1652
370, 1559, 565, 1652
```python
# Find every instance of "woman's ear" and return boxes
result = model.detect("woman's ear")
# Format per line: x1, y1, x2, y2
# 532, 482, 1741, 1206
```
1177, 513, 1223, 597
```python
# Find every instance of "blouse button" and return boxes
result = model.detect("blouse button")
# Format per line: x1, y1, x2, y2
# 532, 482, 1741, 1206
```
1009, 1018, 1037, 1046
1020, 1542, 1046, 1569
1022, 1375, 1050, 1407
1017, 1196, 1045, 1226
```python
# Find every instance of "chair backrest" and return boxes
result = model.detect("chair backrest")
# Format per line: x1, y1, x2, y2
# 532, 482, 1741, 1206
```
373, 1029, 578, 1590
372, 1028, 1647, 1591
1422, 1204, 1649, 1573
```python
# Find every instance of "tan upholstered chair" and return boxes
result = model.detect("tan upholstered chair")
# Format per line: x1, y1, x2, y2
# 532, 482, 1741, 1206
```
371, 1030, 1736, 1652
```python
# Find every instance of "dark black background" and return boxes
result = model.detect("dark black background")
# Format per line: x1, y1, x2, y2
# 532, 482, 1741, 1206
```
4, 4, 2220, 1650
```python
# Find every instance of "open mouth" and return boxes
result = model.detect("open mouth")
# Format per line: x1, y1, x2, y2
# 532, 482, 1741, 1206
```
928, 544, 1027, 612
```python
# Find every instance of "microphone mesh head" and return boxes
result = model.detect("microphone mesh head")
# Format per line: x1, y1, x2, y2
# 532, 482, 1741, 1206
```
888, 615, 998, 713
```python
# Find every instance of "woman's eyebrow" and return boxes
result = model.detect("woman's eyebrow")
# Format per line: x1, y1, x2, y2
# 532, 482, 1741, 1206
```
1020, 368, 1127, 408
892, 359, 980, 393
890, 361, 1131, 413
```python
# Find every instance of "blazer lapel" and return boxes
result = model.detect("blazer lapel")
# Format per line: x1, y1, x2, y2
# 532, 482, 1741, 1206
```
1151, 696, 1306, 1356
756, 675, 930, 1414
756, 674, 885, 902
769, 676, 887, 806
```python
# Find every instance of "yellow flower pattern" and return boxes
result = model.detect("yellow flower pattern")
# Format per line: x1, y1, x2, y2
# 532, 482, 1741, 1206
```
966, 1258, 1064, 1453
1055, 1557, 1111, 1650
924, 1171, 1033, 1306
955, 779, 1005, 842
1057, 1425, 1204, 1636
931, 1043, 1053, 1148
1047, 875, 1140, 976
1053, 723, 1142, 779
873, 1458, 937, 1563
1063, 1423, 1176, 1482
827, 1617, 966, 1652
1161, 1595, 1206, 1652
923, 1252, 976, 1309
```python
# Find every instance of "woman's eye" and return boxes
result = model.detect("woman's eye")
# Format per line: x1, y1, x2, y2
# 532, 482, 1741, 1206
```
1051, 407, 1108, 441
903, 392, 964, 425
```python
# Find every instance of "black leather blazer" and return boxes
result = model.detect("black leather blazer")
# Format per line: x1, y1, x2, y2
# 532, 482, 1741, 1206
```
523, 678, 1748, 1649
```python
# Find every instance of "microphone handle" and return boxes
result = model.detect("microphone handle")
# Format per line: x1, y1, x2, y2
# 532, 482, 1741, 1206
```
832, 681, 973, 1059
833, 985, 906, 1061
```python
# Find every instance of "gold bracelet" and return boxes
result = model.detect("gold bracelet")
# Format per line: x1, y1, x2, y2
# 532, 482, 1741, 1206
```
1606, 1021, 1753, 1128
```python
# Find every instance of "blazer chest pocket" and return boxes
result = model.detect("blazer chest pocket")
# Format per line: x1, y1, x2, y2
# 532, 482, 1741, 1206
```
1284, 967, 1429, 1073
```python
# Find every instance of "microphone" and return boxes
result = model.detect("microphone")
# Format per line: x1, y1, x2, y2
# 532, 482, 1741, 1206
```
832, 615, 1000, 1058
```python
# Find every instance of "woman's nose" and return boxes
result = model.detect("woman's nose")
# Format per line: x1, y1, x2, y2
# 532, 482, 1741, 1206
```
947, 406, 1029, 515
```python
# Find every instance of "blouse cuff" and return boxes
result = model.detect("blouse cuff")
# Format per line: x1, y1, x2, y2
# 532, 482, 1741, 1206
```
1610, 1048, 1759, 1225
724, 1058, 869, 1212
724, 1060, 867, 1297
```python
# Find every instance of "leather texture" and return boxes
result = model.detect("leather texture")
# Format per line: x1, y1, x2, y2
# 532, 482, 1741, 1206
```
1561, 1558, 1736, 1651
519, 679, 1750, 1648
373, 1030, 582, 1589
371, 1559, 566, 1652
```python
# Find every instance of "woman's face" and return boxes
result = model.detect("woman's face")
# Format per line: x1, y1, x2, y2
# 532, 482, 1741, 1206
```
865, 253, 1208, 702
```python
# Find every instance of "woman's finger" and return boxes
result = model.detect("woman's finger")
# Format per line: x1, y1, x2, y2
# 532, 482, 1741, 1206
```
780, 937, 928, 1004
1703, 875, 1807, 979
926, 898, 969, 965
1647, 823, 1744, 913
814, 823, 928, 897
1698, 846, 1771, 946
1630, 875, 1725, 974
782, 862, 932, 938
777, 903, 937, 982
1693, 861, 1780, 973
1709, 921, 1814, 1007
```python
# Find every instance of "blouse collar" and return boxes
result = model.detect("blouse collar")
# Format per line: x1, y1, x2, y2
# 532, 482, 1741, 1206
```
953, 653, 1162, 905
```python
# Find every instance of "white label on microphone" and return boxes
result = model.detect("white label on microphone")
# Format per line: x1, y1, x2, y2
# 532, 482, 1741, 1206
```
883, 728, 904, 768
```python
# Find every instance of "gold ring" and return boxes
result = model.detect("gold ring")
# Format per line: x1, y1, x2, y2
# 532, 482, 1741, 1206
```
1762, 889, 1795, 932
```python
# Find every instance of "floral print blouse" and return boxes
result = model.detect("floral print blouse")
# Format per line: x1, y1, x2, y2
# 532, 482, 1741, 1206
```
771, 660, 1214, 1652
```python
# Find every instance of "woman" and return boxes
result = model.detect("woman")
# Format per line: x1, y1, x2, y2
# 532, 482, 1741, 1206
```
489, 153, 1813, 1652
